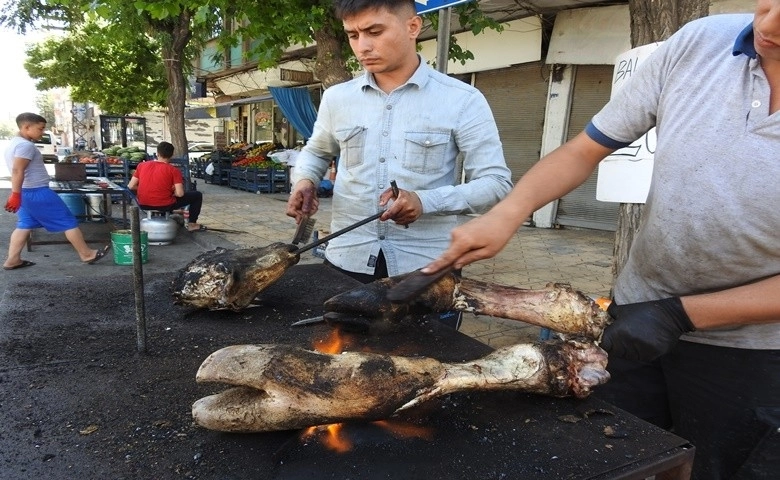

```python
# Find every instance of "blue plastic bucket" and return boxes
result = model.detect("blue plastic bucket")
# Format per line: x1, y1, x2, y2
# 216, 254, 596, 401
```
59, 193, 86, 220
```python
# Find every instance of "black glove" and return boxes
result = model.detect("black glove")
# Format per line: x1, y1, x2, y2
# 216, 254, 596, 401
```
602, 297, 696, 362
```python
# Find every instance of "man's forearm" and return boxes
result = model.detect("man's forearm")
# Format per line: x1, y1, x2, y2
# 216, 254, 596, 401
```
682, 275, 780, 329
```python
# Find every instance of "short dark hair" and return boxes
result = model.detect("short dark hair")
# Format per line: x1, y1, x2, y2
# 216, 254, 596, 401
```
157, 141, 174, 158
333, 0, 416, 20
16, 112, 46, 128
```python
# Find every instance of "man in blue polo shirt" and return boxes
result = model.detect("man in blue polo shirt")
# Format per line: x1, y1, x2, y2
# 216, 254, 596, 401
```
423, 4, 779, 479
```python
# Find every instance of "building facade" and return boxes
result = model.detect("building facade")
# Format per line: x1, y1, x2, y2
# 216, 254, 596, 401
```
191, 0, 754, 230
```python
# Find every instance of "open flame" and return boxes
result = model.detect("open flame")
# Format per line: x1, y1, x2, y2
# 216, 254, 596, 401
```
300, 420, 434, 453
313, 329, 344, 354
312, 328, 351, 354
301, 328, 435, 453
301, 423, 352, 453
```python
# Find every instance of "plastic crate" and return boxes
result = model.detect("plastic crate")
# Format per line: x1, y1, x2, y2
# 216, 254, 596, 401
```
84, 163, 102, 177
228, 168, 246, 190
204, 162, 230, 185
191, 158, 207, 179
170, 157, 196, 191
102, 160, 129, 185
248, 168, 272, 193
271, 166, 290, 193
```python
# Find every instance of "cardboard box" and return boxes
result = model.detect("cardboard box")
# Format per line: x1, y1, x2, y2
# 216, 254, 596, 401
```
54, 163, 87, 181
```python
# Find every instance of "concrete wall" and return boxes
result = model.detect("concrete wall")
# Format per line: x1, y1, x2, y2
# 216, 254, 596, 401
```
144, 111, 222, 155
418, 16, 542, 73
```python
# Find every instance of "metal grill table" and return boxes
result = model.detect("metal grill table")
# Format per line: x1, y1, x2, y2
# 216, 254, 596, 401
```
0, 264, 695, 479
194, 265, 697, 480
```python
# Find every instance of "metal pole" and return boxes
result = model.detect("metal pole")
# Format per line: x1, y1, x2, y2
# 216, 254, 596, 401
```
436, 7, 452, 74
131, 206, 147, 353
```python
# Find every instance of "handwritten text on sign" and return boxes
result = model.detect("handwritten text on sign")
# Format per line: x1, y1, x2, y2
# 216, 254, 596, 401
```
596, 42, 661, 204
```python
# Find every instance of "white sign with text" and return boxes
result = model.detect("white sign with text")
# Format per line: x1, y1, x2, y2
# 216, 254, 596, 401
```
596, 42, 662, 203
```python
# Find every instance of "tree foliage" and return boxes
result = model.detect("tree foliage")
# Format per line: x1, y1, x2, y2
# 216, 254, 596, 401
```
24, 21, 168, 115
2, 0, 507, 148
211, 0, 505, 86
34, 92, 56, 125
1, 0, 217, 152
0, 121, 16, 139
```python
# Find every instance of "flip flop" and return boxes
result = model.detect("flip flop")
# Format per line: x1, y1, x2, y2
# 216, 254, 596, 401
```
3, 260, 36, 270
86, 245, 111, 265
188, 225, 207, 232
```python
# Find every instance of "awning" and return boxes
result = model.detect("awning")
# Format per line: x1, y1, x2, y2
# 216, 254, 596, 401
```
185, 104, 232, 119
185, 93, 274, 119
230, 94, 274, 106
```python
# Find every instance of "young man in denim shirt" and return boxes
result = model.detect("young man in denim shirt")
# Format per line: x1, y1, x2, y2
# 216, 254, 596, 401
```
287, 0, 512, 327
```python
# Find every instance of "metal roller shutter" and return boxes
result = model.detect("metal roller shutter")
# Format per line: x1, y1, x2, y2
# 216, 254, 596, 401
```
474, 63, 550, 182
556, 65, 618, 231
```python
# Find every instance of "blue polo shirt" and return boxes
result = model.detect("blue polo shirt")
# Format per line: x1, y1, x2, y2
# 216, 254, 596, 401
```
586, 14, 779, 349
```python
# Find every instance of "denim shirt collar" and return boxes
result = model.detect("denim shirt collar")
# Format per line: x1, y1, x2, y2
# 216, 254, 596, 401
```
733, 23, 756, 59
360, 54, 430, 91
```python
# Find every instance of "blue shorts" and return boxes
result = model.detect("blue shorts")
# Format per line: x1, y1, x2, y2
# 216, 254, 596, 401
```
17, 187, 79, 232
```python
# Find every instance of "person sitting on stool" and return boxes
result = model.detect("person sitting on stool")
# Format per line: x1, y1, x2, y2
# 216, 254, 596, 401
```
126, 141, 204, 232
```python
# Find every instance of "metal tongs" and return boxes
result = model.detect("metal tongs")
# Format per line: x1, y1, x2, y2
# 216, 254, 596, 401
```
291, 179, 404, 255
292, 211, 383, 254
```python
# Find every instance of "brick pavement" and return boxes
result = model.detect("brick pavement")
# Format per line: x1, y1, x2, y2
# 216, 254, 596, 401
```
194, 181, 615, 347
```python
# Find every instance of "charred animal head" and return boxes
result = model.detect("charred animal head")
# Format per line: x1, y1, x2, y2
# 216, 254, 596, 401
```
322, 270, 459, 329
172, 243, 300, 311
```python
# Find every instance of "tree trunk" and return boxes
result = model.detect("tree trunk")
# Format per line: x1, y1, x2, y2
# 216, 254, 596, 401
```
312, 21, 353, 89
159, 12, 193, 158
612, 0, 709, 287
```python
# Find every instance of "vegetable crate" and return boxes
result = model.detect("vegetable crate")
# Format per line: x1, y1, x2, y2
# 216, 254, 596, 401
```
171, 157, 196, 191
228, 167, 249, 191
191, 158, 208, 179
248, 168, 273, 193
101, 160, 129, 186
83, 163, 102, 177
242, 167, 290, 194
271, 166, 290, 193
204, 161, 231, 185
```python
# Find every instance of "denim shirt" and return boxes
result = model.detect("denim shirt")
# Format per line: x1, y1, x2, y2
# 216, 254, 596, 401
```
294, 57, 513, 276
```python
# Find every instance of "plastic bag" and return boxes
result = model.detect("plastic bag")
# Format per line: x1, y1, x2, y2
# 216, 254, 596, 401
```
205, 162, 215, 175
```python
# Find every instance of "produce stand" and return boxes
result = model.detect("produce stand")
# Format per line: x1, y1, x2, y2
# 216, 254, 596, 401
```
200, 142, 292, 193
